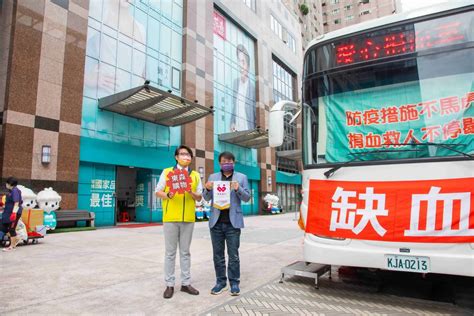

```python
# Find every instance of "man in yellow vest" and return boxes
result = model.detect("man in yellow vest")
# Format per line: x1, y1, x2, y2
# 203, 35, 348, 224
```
155, 145, 202, 299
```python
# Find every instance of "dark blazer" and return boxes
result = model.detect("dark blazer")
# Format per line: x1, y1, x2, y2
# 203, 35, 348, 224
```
202, 171, 251, 229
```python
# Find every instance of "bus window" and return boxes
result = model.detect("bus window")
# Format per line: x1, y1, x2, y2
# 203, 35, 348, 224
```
303, 10, 473, 165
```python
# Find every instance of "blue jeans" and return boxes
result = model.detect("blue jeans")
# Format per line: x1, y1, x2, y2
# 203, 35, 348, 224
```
210, 222, 241, 286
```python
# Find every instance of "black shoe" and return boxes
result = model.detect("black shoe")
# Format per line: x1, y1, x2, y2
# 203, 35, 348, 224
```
181, 285, 199, 295
163, 286, 174, 299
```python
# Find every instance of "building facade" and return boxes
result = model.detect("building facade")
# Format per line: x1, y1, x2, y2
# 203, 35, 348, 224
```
284, 0, 324, 50
0, 0, 303, 226
322, 0, 396, 33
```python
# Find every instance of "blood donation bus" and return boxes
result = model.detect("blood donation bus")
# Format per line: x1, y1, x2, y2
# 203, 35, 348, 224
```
269, 1, 473, 276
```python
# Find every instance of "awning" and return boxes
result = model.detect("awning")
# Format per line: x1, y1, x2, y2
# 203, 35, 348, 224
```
98, 83, 213, 126
276, 149, 302, 160
218, 128, 269, 149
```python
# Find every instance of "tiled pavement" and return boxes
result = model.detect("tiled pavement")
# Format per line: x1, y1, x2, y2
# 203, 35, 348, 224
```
2, 213, 472, 315
203, 271, 474, 316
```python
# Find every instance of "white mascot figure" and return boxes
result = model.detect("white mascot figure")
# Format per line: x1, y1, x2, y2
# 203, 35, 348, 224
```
15, 185, 37, 242
202, 199, 211, 220
37, 188, 62, 230
17, 185, 37, 209
264, 194, 281, 214
195, 199, 204, 220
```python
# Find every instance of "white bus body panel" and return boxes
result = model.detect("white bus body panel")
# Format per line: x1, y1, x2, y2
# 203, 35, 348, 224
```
301, 160, 474, 277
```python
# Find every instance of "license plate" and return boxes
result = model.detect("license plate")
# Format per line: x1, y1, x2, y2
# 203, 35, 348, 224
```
385, 255, 430, 273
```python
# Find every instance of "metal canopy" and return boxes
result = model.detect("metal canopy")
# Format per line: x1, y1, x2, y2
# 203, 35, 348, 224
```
276, 149, 302, 160
98, 83, 213, 126
218, 128, 269, 149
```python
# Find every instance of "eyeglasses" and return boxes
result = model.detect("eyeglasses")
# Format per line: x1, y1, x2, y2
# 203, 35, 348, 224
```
178, 153, 191, 157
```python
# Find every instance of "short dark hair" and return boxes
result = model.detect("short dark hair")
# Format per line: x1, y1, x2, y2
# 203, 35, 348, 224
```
219, 151, 235, 162
6, 177, 18, 187
236, 44, 250, 66
174, 145, 193, 158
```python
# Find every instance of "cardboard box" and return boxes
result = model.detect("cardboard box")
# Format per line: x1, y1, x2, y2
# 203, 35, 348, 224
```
21, 209, 44, 231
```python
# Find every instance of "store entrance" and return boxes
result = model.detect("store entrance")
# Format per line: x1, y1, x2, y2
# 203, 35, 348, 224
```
115, 166, 162, 225
116, 166, 139, 224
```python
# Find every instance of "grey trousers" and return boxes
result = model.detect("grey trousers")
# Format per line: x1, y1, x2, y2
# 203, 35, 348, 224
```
164, 222, 195, 287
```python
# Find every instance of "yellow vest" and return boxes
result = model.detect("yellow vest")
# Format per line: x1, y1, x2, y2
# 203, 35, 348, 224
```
162, 167, 200, 222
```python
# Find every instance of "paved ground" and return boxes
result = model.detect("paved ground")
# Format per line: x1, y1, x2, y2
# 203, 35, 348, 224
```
1, 213, 472, 315
203, 271, 474, 316
0, 213, 302, 315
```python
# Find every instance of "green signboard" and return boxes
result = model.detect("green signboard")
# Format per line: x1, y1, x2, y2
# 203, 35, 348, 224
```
325, 73, 474, 162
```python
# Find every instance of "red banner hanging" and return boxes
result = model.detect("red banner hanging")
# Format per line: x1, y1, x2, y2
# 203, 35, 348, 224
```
306, 178, 474, 243
213, 11, 226, 40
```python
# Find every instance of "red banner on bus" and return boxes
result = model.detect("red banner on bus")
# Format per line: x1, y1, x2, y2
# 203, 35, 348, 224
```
306, 178, 474, 243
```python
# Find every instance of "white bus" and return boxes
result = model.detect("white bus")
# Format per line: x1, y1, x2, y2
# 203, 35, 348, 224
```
270, 2, 473, 277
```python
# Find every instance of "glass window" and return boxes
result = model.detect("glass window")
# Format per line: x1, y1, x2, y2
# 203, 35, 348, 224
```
132, 49, 146, 77
281, 184, 287, 212
83, 0, 184, 148
273, 59, 298, 173
98, 62, 116, 98
84, 57, 99, 99
159, 24, 171, 57
134, 8, 147, 44
271, 15, 283, 41
172, 67, 180, 90
117, 42, 132, 71
158, 60, 170, 88
172, 3, 183, 26
289, 185, 295, 212
146, 55, 159, 83
116, 68, 131, 92
103, 0, 119, 29
171, 30, 182, 62
132, 74, 143, 87
86, 27, 100, 59
118, 2, 134, 38
147, 17, 160, 52
242, 0, 256, 12
161, 0, 172, 20
100, 34, 117, 66
89, 0, 103, 21
286, 33, 296, 53
149, 0, 161, 12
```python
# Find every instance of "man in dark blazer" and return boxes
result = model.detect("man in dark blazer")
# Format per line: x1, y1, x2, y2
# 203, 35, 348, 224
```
202, 151, 251, 296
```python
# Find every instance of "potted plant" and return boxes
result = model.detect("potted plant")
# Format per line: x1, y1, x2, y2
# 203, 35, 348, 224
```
300, 3, 309, 15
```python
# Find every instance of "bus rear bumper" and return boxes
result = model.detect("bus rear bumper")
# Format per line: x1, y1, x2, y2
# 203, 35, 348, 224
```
304, 235, 474, 277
